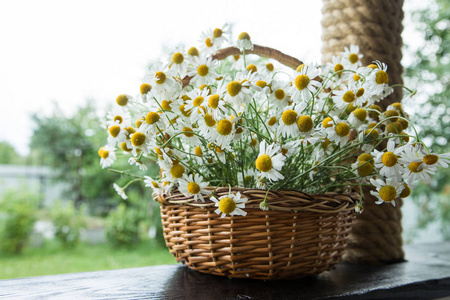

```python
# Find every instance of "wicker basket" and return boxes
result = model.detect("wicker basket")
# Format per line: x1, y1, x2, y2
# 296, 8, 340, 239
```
156, 187, 358, 280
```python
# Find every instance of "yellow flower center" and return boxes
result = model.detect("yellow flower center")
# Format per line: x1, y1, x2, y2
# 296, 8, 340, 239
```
367, 64, 378, 69
116, 94, 128, 106
140, 84, 152, 95
256, 80, 267, 88
187, 182, 201, 194
322, 138, 330, 149
297, 115, 313, 132
400, 184, 411, 198
219, 197, 236, 214
154, 147, 163, 156
423, 154, 438, 165
375, 70, 389, 84
357, 160, 374, 177
345, 103, 356, 114
335, 123, 350, 137
368, 104, 382, 119
113, 115, 123, 124
155, 71, 166, 84
408, 161, 423, 173
193, 96, 204, 107
334, 63, 344, 72
255, 154, 273, 172
227, 81, 242, 97
187, 47, 199, 56
204, 113, 216, 127
172, 52, 184, 64
296, 64, 305, 72
281, 109, 298, 126
353, 73, 361, 81
205, 38, 213, 48
364, 128, 379, 140
357, 153, 373, 162
294, 75, 310, 90
379, 185, 397, 202
247, 64, 257, 73
208, 94, 220, 109
386, 122, 403, 134
145, 112, 160, 124
268, 116, 277, 126
197, 65, 209, 76
266, 63, 274, 71
238, 32, 250, 40
109, 125, 121, 137
98, 147, 105, 157
215, 146, 224, 154
384, 110, 399, 122
131, 132, 146, 146
343, 90, 355, 103
195, 146, 203, 156
352, 108, 367, 122
322, 117, 333, 128
233, 55, 240, 61
151, 181, 159, 188
213, 28, 223, 38
180, 104, 191, 117
170, 164, 185, 179
135, 119, 144, 128
121, 142, 132, 152
217, 119, 233, 136
356, 88, 365, 97
274, 89, 285, 100
382, 152, 398, 167
161, 100, 172, 110
348, 53, 359, 64
183, 127, 194, 137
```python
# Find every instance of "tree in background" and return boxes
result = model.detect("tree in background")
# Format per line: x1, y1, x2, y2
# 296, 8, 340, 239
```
404, 0, 450, 239
0, 142, 23, 165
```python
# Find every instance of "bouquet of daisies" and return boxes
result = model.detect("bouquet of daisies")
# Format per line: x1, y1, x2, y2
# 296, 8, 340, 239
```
99, 25, 449, 216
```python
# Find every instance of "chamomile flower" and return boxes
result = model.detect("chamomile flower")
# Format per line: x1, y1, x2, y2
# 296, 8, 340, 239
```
128, 156, 148, 171
255, 140, 286, 181
342, 45, 363, 70
106, 106, 131, 127
370, 177, 404, 207
372, 139, 406, 179
259, 61, 276, 80
159, 160, 187, 182
211, 192, 248, 218
221, 75, 253, 108
211, 23, 230, 49
107, 123, 128, 147
113, 183, 128, 200
348, 108, 368, 128
206, 115, 237, 148
144, 176, 164, 196
278, 107, 299, 138
184, 88, 210, 120
149, 66, 181, 97
332, 84, 356, 109
289, 64, 321, 102
187, 55, 219, 87
98, 145, 116, 169
325, 118, 351, 147
268, 80, 291, 110
237, 168, 257, 187
236, 32, 253, 51
139, 110, 166, 134
366, 61, 389, 96
197, 112, 217, 136
206, 93, 226, 119
229, 54, 244, 71
129, 129, 154, 156
403, 159, 437, 184
167, 47, 188, 76
176, 121, 201, 146
422, 152, 450, 168
178, 173, 211, 202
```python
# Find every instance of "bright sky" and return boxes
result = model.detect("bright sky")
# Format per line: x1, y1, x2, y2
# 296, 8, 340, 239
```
0, 0, 430, 156
0, 0, 323, 155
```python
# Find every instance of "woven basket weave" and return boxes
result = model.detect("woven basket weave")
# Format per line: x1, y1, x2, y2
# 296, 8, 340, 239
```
156, 187, 358, 280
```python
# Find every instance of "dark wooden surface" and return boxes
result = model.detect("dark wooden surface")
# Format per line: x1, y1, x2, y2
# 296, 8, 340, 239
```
1, 243, 449, 300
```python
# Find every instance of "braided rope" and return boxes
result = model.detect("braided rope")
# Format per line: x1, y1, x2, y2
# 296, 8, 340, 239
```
321, 0, 405, 264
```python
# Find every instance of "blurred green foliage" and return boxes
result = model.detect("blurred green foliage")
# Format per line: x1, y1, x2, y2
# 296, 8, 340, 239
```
404, 0, 450, 240
50, 201, 87, 247
0, 187, 38, 254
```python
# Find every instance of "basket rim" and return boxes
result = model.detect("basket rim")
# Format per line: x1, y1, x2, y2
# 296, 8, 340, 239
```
155, 186, 359, 214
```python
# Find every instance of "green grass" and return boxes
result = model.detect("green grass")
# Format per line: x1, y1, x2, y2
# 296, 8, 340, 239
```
0, 239, 177, 279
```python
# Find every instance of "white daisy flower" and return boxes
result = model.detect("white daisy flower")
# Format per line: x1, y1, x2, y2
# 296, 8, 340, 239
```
144, 176, 164, 196
184, 88, 210, 120
139, 110, 166, 135
332, 84, 356, 109
237, 168, 257, 187
206, 115, 238, 148
113, 183, 128, 200
289, 64, 321, 102
105, 106, 131, 127
187, 55, 219, 87
370, 177, 404, 207
259, 61, 276, 80
167, 47, 188, 77
221, 74, 253, 108
211, 192, 248, 218
325, 118, 351, 147
206, 93, 226, 119
178, 173, 211, 202
211, 23, 230, 49
342, 44, 363, 70
159, 160, 187, 182
236, 32, 253, 51
128, 157, 148, 171
98, 145, 116, 169
372, 139, 407, 179
422, 152, 450, 168
366, 61, 389, 96
107, 123, 128, 147
255, 140, 286, 181
175, 120, 201, 147
277, 107, 299, 138
229, 53, 244, 71
129, 129, 154, 157
348, 108, 368, 128
268, 80, 291, 110
149, 65, 181, 97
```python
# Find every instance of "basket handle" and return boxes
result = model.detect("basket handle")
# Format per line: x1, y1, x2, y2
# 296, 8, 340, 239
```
181, 44, 303, 87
